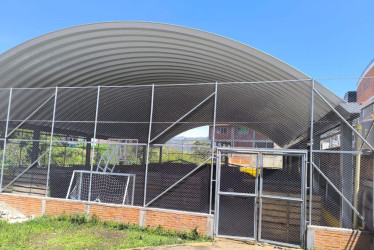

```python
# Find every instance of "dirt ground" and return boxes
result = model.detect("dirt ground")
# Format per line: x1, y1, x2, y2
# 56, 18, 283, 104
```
137, 238, 298, 250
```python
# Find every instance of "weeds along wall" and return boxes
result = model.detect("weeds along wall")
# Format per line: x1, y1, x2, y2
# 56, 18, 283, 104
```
0, 80, 372, 242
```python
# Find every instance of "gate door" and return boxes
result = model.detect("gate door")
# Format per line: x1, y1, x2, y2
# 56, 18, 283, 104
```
215, 151, 259, 240
215, 149, 306, 248
258, 151, 306, 248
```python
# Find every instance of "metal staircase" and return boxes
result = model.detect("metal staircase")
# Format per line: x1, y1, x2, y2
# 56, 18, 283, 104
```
96, 139, 138, 173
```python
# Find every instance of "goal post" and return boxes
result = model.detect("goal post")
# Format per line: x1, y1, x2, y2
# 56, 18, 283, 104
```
66, 170, 136, 205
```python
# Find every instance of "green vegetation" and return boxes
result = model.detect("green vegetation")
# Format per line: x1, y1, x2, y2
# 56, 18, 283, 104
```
0, 214, 211, 249
150, 140, 211, 164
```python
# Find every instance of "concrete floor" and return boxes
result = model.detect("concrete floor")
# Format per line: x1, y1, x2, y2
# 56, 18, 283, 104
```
137, 238, 297, 250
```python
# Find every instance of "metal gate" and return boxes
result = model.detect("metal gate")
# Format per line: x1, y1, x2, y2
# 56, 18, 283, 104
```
214, 148, 307, 248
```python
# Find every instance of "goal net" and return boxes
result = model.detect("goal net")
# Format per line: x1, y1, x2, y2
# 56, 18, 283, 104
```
66, 170, 135, 205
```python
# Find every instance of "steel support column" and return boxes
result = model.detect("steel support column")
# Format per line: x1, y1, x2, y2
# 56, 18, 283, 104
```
209, 82, 218, 214
309, 79, 314, 226
88, 86, 100, 202
45, 87, 58, 196
143, 84, 155, 207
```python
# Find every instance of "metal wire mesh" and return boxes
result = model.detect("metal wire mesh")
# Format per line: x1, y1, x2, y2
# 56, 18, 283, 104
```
145, 144, 211, 213
260, 198, 301, 246
261, 155, 303, 199
0, 80, 371, 246
218, 196, 256, 238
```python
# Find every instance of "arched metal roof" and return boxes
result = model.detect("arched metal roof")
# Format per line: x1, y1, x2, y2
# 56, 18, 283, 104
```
0, 22, 346, 146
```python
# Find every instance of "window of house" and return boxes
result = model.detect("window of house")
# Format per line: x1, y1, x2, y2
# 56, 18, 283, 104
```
216, 127, 228, 134
361, 104, 373, 118
238, 127, 250, 134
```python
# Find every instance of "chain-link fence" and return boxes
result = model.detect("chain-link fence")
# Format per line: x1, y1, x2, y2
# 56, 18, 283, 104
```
0, 80, 372, 245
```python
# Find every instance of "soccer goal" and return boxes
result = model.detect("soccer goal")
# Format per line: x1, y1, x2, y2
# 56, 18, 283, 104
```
66, 170, 136, 205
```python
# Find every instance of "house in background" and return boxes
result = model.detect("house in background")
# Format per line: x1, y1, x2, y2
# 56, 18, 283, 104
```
357, 58, 374, 147
209, 124, 274, 148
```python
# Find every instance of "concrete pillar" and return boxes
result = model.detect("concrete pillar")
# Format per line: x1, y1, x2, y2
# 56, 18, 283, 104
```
340, 122, 353, 228
31, 128, 40, 163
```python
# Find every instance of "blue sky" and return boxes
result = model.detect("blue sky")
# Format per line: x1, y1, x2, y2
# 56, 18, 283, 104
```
0, 0, 373, 137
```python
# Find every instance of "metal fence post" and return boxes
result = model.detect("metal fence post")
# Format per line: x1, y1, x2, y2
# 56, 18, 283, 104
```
0, 88, 12, 192
88, 86, 100, 202
46, 87, 58, 196
143, 84, 155, 207
309, 79, 314, 225
209, 82, 218, 214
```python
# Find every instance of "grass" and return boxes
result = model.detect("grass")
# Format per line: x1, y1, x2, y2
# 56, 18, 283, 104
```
0, 214, 212, 249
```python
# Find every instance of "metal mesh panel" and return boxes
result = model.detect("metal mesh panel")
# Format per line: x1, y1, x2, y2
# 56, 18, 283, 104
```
218, 196, 255, 238
96, 142, 146, 206
311, 152, 369, 229
96, 86, 152, 142
311, 86, 372, 230
219, 152, 258, 194
262, 155, 303, 199
151, 84, 215, 144
260, 198, 301, 246
53, 87, 97, 139
145, 144, 211, 213
216, 81, 312, 149
2, 139, 50, 196
48, 141, 90, 198
0, 89, 10, 137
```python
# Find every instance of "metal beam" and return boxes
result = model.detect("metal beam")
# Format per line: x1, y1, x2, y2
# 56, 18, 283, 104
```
309, 79, 314, 225
209, 82, 218, 214
45, 87, 58, 196
143, 84, 155, 207
88, 86, 100, 202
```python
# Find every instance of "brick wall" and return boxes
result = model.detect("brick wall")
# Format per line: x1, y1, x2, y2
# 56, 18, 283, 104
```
0, 193, 212, 236
357, 66, 374, 104
144, 209, 209, 235
0, 194, 42, 217
307, 225, 373, 250
45, 200, 85, 216
90, 204, 139, 224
